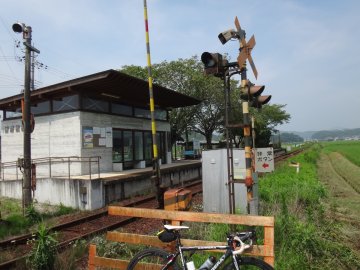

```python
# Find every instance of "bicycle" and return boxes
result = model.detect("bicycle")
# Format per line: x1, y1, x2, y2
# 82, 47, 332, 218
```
127, 224, 274, 270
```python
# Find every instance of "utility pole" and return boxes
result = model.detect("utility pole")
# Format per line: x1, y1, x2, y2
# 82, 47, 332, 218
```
12, 22, 40, 209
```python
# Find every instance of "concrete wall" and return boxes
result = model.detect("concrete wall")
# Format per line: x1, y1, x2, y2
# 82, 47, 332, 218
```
1, 111, 172, 179
1, 112, 82, 177
1, 112, 82, 163
0, 163, 201, 210
103, 164, 202, 204
0, 177, 103, 210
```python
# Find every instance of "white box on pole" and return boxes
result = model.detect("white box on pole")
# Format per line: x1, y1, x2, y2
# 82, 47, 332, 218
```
202, 149, 247, 214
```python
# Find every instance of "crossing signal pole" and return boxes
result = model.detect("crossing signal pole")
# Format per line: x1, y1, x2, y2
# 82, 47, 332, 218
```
234, 16, 271, 214
201, 16, 271, 215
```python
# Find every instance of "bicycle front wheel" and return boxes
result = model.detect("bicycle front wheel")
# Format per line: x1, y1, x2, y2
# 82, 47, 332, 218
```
127, 247, 180, 270
223, 256, 274, 270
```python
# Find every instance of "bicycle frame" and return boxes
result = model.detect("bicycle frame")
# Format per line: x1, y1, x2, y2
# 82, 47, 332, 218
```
162, 241, 241, 270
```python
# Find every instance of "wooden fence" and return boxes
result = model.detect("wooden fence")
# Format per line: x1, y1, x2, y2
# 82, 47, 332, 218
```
88, 206, 275, 269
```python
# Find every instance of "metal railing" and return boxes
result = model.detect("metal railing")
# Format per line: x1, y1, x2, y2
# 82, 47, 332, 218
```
0, 156, 101, 181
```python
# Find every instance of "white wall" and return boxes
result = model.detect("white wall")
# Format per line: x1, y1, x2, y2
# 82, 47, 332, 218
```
1, 111, 172, 178
1, 112, 81, 161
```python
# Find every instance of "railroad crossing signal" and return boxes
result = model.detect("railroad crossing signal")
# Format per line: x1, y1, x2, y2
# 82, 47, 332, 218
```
201, 52, 227, 77
240, 80, 271, 109
234, 16, 258, 79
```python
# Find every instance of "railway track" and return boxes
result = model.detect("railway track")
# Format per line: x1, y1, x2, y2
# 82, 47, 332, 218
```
274, 148, 304, 162
0, 180, 202, 269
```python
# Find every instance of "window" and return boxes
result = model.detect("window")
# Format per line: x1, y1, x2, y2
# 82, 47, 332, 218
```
111, 103, 132, 116
144, 131, 152, 161
82, 96, 109, 112
134, 131, 144, 160
4, 110, 22, 119
53, 95, 79, 112
31, 101, 50, 115
155, 109, 167, 120
135, 107, 167, 120
134, 107, 151, 119
112, 130, 123, 162
123, 131, 133, 161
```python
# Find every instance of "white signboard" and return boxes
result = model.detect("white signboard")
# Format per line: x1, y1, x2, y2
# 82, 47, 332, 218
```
254, 147, 274, 173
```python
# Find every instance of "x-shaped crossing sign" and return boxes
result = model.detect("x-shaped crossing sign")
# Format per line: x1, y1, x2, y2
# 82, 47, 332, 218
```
235, 16, 258, 79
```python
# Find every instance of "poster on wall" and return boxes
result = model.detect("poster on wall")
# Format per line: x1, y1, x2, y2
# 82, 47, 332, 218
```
83, 127, 94, 148
93, 126, 100, 134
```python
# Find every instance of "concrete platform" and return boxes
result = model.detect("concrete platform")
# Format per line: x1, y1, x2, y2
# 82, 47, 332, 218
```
0, 160, 202, 210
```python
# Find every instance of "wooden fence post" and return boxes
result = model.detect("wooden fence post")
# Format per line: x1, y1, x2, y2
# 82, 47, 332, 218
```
264, 226, 275, 266
88, 244, 96, 270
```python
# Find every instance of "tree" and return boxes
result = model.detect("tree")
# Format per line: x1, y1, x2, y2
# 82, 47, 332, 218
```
280, 132, 304, 143
251, 104, 291, 147
120, 57, 291, 150
223, 100, 291, 148
121, 56, 226, 149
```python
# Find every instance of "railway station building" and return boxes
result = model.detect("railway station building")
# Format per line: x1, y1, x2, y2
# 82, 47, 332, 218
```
0, 69, 201, 209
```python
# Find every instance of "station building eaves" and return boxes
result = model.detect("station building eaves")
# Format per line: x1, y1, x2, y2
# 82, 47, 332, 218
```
0, 69, 201, 111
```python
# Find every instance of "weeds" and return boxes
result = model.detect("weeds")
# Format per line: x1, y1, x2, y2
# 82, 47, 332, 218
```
54, 239, 88, 270
26, 204, 42, 224
91, 236, 139, 259
55, 203, 74, 216
0, 214, 29, 239
0, 200, 76, 240
27, 223, 58, 270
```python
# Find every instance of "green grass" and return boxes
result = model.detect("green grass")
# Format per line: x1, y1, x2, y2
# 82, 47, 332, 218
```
259, 144, 360, 269
0, 198, 77, 240
322, 140, 360, 166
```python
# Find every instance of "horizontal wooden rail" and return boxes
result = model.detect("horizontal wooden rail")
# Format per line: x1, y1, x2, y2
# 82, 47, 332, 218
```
88, 207, 275, 269
108, 206, 274, 226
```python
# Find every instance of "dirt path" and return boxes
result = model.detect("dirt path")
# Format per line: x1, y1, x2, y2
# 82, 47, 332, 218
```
317, 152, 360, 254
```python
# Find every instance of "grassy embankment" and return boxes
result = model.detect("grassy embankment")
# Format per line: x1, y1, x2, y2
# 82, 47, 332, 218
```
259, 143, 360, 269
0, 199, 75, 239
318, 141, 360, 258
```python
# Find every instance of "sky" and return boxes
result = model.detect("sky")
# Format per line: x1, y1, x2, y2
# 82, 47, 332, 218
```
0, 0, 359, 132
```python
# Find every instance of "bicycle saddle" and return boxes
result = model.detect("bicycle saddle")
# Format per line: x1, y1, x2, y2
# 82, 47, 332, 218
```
164, 224, 189, 231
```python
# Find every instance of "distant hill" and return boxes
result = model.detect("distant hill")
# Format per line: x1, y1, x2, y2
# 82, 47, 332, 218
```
311, 128, 360, 140
283, 128, 360, 141
285, 131, 317, 140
